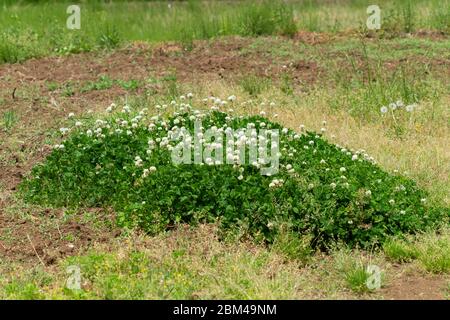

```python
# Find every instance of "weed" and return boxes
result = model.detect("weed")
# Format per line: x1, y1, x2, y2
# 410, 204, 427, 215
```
62, 83, 75, 97
81, 76, 114, 93
416, 231, 450, 274
98, 25, 121, 50
2, 110, 18, 133
345, 265, 371, 293
162, 73, 180, 98
116, 79, 141, 91
280, 72, 294, 96
240, 75, 271, 96
271, 229, 313, 264
383, 238, 418, 262
46, 82, 59, 92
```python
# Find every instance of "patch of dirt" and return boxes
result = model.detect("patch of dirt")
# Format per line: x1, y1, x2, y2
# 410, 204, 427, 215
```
413, 29, 449, 40
294, 30, 334, 45
380, 266, 448, 300
0, 207, 120, 266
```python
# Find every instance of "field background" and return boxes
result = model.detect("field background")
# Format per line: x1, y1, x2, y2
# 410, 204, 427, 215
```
0, 0, 449, 299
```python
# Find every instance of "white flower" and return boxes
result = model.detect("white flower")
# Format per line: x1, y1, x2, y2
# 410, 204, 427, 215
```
380, 106, 388, 114
405, 104, 415, 112
134, 156, 143, 167
238, 175, 243, 180
340, 167, 346, 172
396, 100, 404, 108
269, 179, 283, 188
389, 103, 397, 110
352, 154, 358, 161
122, 105, 131, 113
330, 182, 337, 189
286, 164, 292, 170
227, 95, 236, 102
365, 190, 372, 197
106, 103, 115, 113
86, 129, 93, 137
420, 198, 426, 203
68, 112, 75, 118
320, 159, 326, 164
389, 199, 395, 205
75, 121, 82, 127
149, 166, 157, 172
60, 127, 69, 135
186, 93, 193, 99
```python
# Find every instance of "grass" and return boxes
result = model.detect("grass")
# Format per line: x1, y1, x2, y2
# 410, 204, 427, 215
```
383, 239, 418, 263
3, 224, 447, 300
0, 225, 313, 299
0, 0, 449, 64
1, 110, 18, 133
80, 75, 114, 93
240, 75, 271, 96
384, 229, 450, 273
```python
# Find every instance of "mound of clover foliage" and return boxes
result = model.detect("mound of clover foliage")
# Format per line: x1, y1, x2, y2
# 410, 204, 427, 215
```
21, 97, 446, 248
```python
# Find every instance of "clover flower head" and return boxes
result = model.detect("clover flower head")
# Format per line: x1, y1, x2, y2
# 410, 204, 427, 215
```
405, 104, 415, 112
227, 95, 236, 102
